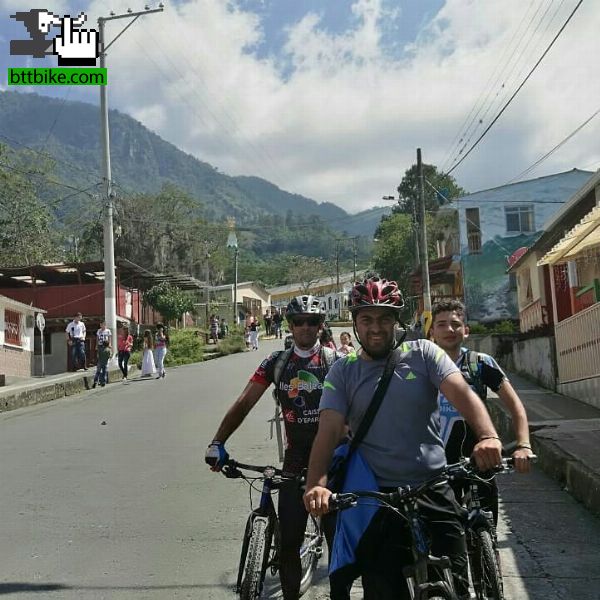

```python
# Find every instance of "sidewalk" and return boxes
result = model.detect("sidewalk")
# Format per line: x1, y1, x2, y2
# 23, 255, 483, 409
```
0, 367, 125, 414
488, 371, 600, 519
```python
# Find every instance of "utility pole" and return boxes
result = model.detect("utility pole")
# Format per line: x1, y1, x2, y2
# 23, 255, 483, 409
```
417, 148, 431, 314
351, 236, 357, 282
226, 224, 239, 325
203, 242, 210, 328
98, 4, 163, 347
335, 239, 341, 319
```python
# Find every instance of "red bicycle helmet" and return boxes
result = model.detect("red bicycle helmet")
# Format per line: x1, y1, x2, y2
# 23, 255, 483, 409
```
348, 276, 404, 313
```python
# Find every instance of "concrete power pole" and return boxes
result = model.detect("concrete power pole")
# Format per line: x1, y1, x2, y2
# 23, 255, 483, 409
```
417, 148, 431, 314
98, 5, 163, 347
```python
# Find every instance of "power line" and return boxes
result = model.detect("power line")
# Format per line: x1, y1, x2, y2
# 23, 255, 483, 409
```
507, 106, 600, 183
446, 0, 584, 176
442, 0, 546, 171
446, 0, 561, 171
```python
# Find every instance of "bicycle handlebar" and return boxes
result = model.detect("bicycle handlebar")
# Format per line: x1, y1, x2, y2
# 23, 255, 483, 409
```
329, 456, 537, 512
221, 458, 303, 482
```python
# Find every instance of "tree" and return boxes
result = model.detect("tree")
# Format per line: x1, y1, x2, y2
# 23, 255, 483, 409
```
143, 281, 194, 325
395, 163, 466, 216
372, 213, 416, 290
286, 255, 330, 294
0, 144, 62, 266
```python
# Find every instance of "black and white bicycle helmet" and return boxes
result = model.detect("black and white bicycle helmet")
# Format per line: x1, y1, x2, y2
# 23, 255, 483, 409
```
285, 295, 326, 322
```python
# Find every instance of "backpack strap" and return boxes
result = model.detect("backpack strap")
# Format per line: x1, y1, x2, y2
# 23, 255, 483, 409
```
272, 348, 294, 405
463, 350, 487, 401
320, 346, 337, 373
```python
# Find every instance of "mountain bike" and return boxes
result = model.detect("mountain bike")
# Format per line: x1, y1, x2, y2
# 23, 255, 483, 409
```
447, 456, 535, 600
221, 458, 324, 599
330, 470, 463, 600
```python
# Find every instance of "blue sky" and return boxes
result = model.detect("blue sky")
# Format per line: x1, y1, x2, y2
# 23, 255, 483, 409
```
1, 0, 599, 213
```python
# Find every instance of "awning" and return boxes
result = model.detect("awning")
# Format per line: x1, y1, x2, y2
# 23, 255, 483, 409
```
538, 205, 600, 266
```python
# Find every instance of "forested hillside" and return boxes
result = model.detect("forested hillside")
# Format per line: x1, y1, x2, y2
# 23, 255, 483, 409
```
0, 91, 375, 285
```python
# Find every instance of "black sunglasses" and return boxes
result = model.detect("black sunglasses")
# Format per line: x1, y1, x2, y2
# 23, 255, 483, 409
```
291, 316, 321, 327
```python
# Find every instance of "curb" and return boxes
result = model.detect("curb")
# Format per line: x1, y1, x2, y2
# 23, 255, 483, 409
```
0, 367, 130, 414
487, 401, 600, 519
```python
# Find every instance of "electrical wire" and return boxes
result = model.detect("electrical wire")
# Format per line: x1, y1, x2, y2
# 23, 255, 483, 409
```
446, 0, 584, 175
507, 106, 600, 183
442, 0, 547, 171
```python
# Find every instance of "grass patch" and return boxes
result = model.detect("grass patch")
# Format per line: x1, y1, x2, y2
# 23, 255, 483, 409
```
217, 330, 247, 355
130, 328, 246, 368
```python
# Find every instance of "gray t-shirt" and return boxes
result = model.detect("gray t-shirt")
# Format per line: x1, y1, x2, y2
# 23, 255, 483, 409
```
320, 339, 459, 487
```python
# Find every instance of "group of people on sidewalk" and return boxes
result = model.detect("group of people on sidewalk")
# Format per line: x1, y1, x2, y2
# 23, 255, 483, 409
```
140, 325, 169, 379
205, 276, 534, 600
65, 313, 168, 385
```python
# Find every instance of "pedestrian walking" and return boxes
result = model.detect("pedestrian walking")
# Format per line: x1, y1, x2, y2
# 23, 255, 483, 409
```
141, 329, 157, 377
210, 314, 219, 344
92, 340, 111, 388
249, 318, 259, 350
219, 318, 228, 339
65, 312, 87, 371
272, 309, 283, 339
154, 325, 168, 379
264, 311, 272, 337
118, 326, 133, 382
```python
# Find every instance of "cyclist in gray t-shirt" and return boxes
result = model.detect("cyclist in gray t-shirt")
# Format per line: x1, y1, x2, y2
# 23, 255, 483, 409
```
303, 276, 503, 600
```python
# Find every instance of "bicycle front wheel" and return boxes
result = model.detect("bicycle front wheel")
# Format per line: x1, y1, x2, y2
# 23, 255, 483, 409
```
470, 528, 504, 600
240, 518, 271, 600
299, 515, 323, 596
424, 582, 458, 599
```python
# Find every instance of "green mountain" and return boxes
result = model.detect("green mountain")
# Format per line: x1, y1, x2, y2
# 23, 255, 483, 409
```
0, 90, 359, 227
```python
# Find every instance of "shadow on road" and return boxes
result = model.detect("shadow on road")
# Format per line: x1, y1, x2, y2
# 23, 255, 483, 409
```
0, 581, 240, 595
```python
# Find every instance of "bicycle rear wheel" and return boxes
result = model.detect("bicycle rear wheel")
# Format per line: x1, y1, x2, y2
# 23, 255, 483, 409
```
469, 528, 504, 600
298, 515, 323, 596
240, 518, 272, 600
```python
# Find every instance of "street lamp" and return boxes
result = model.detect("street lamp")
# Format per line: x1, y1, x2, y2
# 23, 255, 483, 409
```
226, 229, 239, 325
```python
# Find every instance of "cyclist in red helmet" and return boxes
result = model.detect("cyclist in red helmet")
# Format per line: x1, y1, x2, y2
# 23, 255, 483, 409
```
304, 275, 503, 600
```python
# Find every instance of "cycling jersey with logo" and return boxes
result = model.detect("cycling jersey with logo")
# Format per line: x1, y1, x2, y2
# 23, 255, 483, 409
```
251, 349, 331, 456
437, 348, 506, 446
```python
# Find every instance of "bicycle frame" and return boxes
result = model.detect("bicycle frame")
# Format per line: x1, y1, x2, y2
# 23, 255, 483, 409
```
222, 459, 324, 598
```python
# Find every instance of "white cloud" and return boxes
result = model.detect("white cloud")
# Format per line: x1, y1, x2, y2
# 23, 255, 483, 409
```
30, 0, 600, 213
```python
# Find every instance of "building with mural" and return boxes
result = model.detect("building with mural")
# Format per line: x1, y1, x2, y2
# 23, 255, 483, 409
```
454, 169, 593, 323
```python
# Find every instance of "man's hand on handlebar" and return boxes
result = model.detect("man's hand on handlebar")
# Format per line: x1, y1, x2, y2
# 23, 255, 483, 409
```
303, 485, 332, 516
512, 447, 534, 473
471, 437, 503, 472
205, 441, 229, 472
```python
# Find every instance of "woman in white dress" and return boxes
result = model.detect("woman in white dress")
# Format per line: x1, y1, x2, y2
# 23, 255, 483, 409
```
141, 329, 157, 377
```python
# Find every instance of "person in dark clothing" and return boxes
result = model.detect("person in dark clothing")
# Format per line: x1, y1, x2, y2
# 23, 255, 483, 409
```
205, 295, 340, 600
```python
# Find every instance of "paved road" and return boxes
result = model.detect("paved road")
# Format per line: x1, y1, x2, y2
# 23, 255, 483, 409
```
0, 337, 599, 599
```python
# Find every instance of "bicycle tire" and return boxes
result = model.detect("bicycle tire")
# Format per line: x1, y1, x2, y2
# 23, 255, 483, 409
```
470, 528, 504, 600
236, 516, 254, 593
240, 518, 270, 600
423, 582, 456, 599
298, 515, 323, 596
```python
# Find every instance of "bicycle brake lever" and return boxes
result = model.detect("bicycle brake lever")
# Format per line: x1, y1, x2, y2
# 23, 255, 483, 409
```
222, 465, 243, 479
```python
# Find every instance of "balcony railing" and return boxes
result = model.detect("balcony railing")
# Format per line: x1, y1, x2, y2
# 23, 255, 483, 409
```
519, 298, 548, 333
555, 301, 600, 383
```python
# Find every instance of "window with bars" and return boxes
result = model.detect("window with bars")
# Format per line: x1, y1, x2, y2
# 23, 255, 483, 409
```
4, 309, 22, 346
505, 205, 534, 233
465, 207, 481, 254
